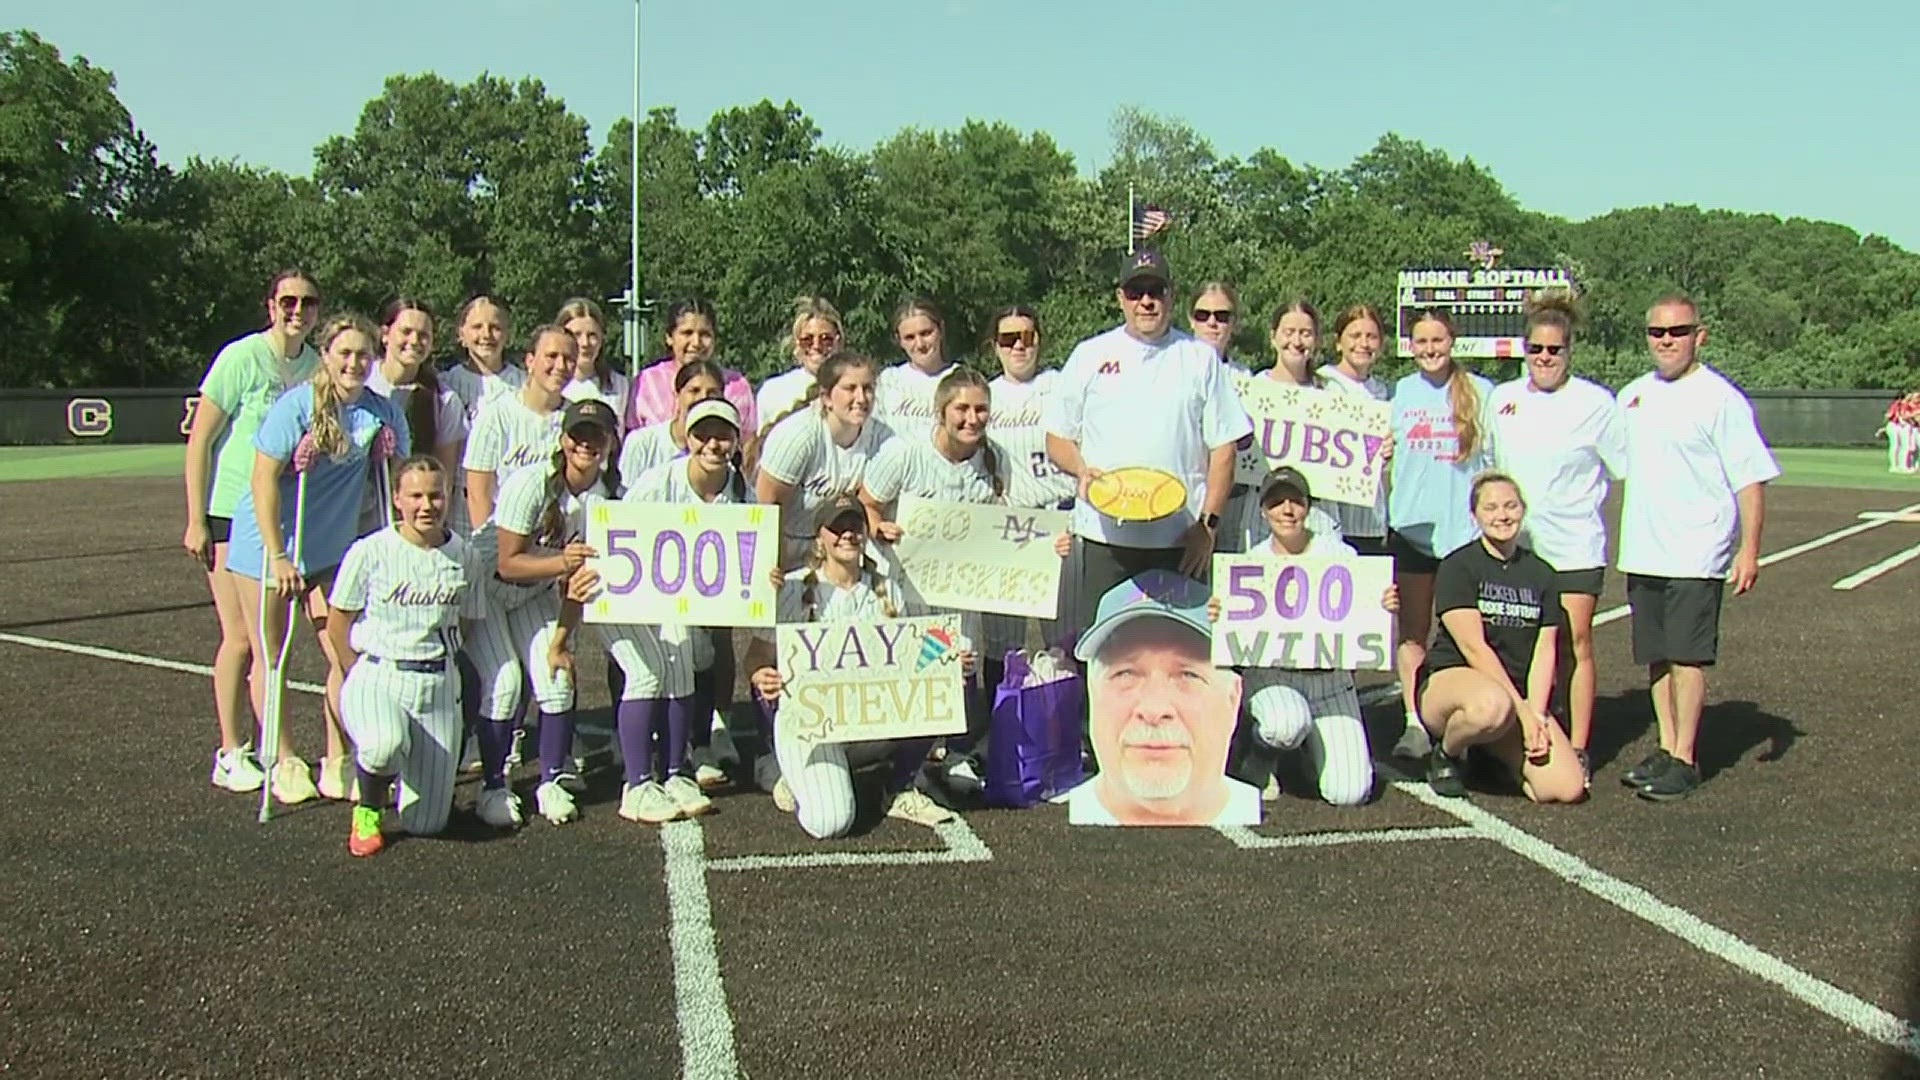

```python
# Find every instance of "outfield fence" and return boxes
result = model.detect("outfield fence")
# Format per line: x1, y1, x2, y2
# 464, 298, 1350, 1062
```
0, 386, 1900, 447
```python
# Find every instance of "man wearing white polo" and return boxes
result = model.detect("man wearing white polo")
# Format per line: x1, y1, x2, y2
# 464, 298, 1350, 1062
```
1615, 295, 1779, 802
1044, 249, 1252, 634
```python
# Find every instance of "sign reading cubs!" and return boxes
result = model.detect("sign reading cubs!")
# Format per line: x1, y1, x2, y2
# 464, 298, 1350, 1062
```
775, 616, 969, 744
1230, 377, 1392, 506
1210, 553, 1395, 670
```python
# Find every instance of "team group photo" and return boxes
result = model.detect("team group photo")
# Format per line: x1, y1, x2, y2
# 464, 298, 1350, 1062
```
6, 2, 1920, 1076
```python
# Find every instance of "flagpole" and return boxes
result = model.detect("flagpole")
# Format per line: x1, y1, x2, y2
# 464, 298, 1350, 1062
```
1126, 182, 1136, 256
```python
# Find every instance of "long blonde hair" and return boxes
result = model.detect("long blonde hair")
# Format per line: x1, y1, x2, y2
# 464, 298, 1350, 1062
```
1409, 308, 1483, 460
310, 314, 377, 460
798, 551, 898, 620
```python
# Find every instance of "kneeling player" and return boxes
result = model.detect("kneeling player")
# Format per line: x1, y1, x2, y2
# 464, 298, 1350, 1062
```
326, 456, 488, 856
1210, 467, 1397, 806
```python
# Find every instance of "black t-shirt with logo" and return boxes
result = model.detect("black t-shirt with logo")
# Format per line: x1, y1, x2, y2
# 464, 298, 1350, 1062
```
1425, 539, 1560, 687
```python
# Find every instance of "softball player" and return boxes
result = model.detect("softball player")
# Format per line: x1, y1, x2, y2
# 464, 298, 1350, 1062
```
554, 398, 748, 824
465, 397, 619, 828
755, 297, 843, 439
325, 456, 488, 856
440, 296, 526, 534
227, 313, 411, 804
1210, 467, 1397, 806
362, 298, 465, 535
463, 325, 577, 529
740, 496, 959, 837
558, 297, 630, 428
1314, 304, 1393, 554
184, 268, 321, 793
874, 298, 957, 441
617, 360, 726, 490
756, 351, 896, 570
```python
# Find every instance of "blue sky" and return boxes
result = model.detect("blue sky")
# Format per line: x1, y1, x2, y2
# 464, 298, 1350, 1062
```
17, 0, 1918, 250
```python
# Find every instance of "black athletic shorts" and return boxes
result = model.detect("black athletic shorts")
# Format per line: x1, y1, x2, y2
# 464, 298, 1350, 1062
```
208, 516, 232, 544
1386, 529, 1441, 575
1346, 534, 1390, 557
1554, 566, 1605, 597
1626, 574, 1723, 666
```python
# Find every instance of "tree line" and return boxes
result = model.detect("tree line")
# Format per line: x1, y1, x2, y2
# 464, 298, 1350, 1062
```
5, 28, 1918, 392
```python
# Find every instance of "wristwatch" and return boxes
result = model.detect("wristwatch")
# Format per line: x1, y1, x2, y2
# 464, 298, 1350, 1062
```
1201, 513, 1220, 531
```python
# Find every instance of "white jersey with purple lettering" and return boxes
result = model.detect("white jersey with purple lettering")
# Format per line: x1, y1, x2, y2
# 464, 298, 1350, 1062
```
757, 408, 895, 568
616, 420, 681, 495
332, 526, 489, 836
463, 394, 564, 525
989, 370, 1077, 510
875, 361, 956, 443
861, 430, 1007, 658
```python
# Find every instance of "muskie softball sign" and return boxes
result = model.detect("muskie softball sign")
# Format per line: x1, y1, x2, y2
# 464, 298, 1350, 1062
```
1210, 554, 1395, 670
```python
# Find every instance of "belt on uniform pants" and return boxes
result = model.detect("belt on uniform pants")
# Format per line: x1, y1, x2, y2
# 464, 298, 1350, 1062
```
364, 655, 447, 674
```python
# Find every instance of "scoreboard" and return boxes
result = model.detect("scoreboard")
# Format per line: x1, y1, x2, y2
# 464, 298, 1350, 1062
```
1395, 267, 1573, 360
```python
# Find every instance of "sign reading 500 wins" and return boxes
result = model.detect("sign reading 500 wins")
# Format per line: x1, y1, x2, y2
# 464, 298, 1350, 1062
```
583, 500, 781, 627
1395, 267, 1572, 360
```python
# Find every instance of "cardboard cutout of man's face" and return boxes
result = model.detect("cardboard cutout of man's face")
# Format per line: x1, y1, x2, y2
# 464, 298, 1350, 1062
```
1086, 617, 1243, 824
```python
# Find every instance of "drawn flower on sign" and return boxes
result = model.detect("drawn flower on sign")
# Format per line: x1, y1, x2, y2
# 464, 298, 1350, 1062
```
916, 626, 956, 671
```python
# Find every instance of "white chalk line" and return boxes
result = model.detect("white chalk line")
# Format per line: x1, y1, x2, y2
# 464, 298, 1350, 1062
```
1393, 780, 1920, 1062
663, 820, 740, 1080
1214, 823, 1477, 849
1354, 503, 1920, 709
0, 631, 326, 694
708, 816, 992, 873
1833, 543, 1920, 590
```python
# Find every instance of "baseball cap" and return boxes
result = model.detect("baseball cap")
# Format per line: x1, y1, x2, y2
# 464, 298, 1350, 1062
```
685, 398, 741, 432
1073, 569, 1212, 662
1115, 249, 1171, 288
562, 398, 618, 439
812, 494, 867, 533
1259, 465, 1312, 507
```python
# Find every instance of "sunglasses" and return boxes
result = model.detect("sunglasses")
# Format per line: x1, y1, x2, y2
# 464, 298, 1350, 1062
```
996, 330, 1037, 348
1121, 283, 1168, 301
1191, 308, 1234, 325
1524, 342, 1566, 356
275, 296, 321, 314
1646, 324, 1698, 339
797, 332, 839, 350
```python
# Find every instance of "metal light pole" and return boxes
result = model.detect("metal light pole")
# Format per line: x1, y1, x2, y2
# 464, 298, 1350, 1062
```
620, 0, 643, 366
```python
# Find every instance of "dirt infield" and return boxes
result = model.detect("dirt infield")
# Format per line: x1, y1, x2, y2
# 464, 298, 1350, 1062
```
2, 477, 1917, 1078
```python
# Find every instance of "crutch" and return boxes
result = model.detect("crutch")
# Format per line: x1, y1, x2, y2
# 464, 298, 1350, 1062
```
371, 426, 398, 529
258, 434, 316, 824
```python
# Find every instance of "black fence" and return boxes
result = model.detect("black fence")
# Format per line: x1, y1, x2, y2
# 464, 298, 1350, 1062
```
0, 386, 1902, 448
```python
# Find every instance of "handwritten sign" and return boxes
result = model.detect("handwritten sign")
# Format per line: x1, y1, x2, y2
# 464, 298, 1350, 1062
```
776, 616, 968, 745
583, 500, 780, 627
1231, 376, 1392, 506
890, 496, 1069, 618
1210, 554, 1394, 670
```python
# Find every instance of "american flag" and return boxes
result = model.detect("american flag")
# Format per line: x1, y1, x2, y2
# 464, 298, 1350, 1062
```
1130, 202, 1172, 242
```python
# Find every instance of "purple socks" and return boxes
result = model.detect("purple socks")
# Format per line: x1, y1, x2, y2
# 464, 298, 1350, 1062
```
475, 719, 517, 789
617, 697, 695, 787
665, 699, 692, 776
537, 710, 573, 782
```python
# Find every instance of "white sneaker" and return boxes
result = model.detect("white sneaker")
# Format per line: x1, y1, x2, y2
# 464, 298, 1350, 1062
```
271, 757, 319, 805
948, 758, 982, 785
694, 763, 727, 789
1262, 775, 1281, 803
506, 727, 525, 767
619, 781, 679, 824
476, 786, 524, 828
663, 774, 713, 817
886, 789, 955, 827
535, 780, 579, 824
211, 746, 266, 793
772, 776, 796, 813
317, 755, 356, 801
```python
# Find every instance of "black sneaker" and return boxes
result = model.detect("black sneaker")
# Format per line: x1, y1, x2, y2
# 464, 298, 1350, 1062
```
1426, 749, 1468, 799
1620, 749, 1673, 789
1637, 759, 1700, 802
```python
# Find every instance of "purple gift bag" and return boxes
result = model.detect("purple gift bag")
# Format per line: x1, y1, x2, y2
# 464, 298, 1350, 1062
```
985, 650, 1086, 808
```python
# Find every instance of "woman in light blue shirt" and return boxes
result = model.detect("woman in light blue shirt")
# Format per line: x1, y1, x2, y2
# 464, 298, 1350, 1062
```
1386, 309, 1494, 755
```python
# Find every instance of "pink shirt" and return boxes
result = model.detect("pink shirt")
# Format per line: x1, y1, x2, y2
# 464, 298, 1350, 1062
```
626, 357, 758, 433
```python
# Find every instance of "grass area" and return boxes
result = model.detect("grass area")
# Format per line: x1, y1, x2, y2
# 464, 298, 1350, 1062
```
2, 443, 1916, 491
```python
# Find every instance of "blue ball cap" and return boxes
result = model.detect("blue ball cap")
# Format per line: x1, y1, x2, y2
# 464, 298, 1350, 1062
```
1073, 569, 1212, 662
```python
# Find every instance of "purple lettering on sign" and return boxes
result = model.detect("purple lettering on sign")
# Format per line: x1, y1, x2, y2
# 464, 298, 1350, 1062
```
652, 531, 687, 594
692, 529, 725, 598
1274, 565, 1308, 618
605, 529, 643, 595
735, 531, 757, 599
1226, 563, 1266, 621
1320, 563, 1353, 620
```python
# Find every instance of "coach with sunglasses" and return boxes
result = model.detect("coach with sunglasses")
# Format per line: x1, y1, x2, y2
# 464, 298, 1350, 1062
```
1044, 250, 1252, 636
1613, 295, 1779, 802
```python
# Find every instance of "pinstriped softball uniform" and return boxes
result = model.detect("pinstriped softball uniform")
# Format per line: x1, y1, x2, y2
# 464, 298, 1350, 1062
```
756, 409, 894, 568
767, 571, 921, 837
331, 528, 489, 833
441, 363, 526, 535
988, 371, 1078, 511
615, 422, 679, 495
461, 394, 564, 527
1314, 366, 1391, 540
863, 431, 1012, 657
1241, 667, 1371, 806
462, 464, 607, 718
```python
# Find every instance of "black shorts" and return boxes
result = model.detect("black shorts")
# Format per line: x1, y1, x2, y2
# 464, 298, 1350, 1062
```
1346, 534, 1390, 557
1626, 574, 1723, 666
1386, 529, 1441, 575
1554, 566, 1605, 597
207, 516, 232, 544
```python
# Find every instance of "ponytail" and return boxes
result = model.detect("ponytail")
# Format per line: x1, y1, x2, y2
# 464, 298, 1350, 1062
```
1448, 366, 1484, 460
381, 298, 439, 451
310, 313, 377, 460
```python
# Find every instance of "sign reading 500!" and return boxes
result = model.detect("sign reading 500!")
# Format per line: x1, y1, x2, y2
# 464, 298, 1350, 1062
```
891, 496, 1070, 619
583, 500, 781, 627
1210, 553, 1394, 670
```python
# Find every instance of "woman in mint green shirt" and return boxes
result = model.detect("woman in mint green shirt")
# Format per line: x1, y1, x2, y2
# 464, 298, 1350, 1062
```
183, 269, 322, 798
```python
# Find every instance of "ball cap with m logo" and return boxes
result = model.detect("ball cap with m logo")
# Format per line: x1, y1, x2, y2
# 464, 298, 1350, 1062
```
1115, 249, 1171, 288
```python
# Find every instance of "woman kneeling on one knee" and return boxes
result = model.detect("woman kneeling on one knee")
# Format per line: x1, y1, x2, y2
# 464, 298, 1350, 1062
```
1417, 472, 1586, 804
